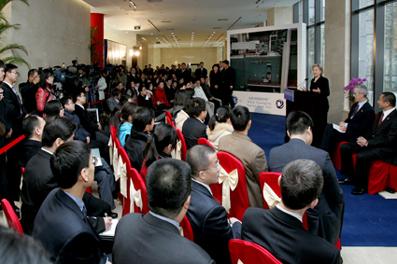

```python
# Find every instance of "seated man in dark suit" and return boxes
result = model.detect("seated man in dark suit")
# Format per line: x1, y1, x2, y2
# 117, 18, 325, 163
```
20, 115, 46, 167
321, 85, 375, 153
33, 141, 111, 264
125, 106, 155, 171
186, 145, 240, 264
21, 118, 111, 234
113, 158, 214, 264
341, 92, 397, 195
182, 97, 208, 149
269, 111, 344, 244
242, 159, 342, 264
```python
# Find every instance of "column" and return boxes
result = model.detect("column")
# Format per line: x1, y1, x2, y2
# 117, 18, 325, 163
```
90, 13, 104, 68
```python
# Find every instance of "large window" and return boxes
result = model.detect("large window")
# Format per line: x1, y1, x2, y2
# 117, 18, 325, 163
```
351, 0, 397, 105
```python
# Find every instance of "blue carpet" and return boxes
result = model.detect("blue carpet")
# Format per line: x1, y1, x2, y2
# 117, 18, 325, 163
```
250, 113, 397, 247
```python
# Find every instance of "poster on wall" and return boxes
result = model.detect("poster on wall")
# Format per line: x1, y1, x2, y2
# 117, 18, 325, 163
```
227, 24, 306, 116
234, 91, 286, 116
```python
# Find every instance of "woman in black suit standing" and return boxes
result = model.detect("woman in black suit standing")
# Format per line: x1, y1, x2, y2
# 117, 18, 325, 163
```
310, 64, 330, 147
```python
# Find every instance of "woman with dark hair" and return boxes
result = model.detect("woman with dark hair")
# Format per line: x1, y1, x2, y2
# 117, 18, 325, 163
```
35, 69, 56, 114
118, 102, 137, 147
207, 106, 233, 149
142, 123, 177, 169
152, 81, 171, 114
209, 64, 221, 99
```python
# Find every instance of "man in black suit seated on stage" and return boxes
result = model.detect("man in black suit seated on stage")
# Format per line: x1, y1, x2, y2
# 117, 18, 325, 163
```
33, 141, 111, 264
186, 145, 241, 264
242, 159, 342, 264
341, 92, 397, 195
113, 158, 214, 264
321, 85, 375, 154
269, 111, 344, 244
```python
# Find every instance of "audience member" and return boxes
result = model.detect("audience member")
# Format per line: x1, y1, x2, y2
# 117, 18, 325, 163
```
209, 64, 221, 99
125, 106, 155, 171
269, 111, 344, 244
43, 100, 64, 121
218, 106, 267, 207
341, 92, 397, 195
20, 115, 46, 167
194, 61, 208, 79
219, 60, 236, 107
33, 141, 111, 264
19, 69, 40, 114
186, 145, 241, 264
242, 159, 342, 264
0, 226, 51, 264
182, 97, 208, 149
207, 106, 233, 149
321, 85, 375, 154
61, 96, 91, 143
106, 89, 122, 114
36, 69, 56, 114
113, 158, 214, 264
118, 102, 137, 147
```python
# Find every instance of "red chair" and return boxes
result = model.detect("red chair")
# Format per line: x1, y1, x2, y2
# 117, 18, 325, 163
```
258, 172, 282, 209
210, 151, 249, 221
367, 160, 391, 194
165, 111, 175, 128
176, 128, 187, 161
180, 216, 194, 241
229, 239, 282, 264
118, 145, 149, 215
1, 199, 24, 235
332, 141, 349, 171
388, 164, 397, 192
197, 137, 215, 149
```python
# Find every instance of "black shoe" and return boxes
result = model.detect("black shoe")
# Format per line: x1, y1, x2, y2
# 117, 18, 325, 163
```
339, 178, 352, 184
110, 212, 118, 219
385, 187, 396, 194
351, 187, 366, 195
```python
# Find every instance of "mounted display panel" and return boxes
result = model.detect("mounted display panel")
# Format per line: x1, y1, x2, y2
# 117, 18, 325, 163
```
228, 24, 306, 116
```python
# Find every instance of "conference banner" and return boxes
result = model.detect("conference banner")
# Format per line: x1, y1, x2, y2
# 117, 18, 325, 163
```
234, 91, 286, 116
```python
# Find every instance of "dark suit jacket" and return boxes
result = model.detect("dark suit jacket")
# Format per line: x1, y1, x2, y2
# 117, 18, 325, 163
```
187, 181, 233, 264
19, 82, 39, 114
182, 117, 207, 149
1, 82, 23, 133
74, 104, 99, 139
124, 130, 149, 171
269, 138, 344, 244
19, 139, 41, 167
220, 67, 236, 95
310, 75, 330, 112
113, 213, 214, 264
242, 207, 342, 264
33, 189, 104, 264
195, 67, 208, 79
344, 101, 375, 139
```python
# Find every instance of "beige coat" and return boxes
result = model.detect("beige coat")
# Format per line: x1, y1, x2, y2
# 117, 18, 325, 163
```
218, 132, 267, 207
206, 122, 233, 150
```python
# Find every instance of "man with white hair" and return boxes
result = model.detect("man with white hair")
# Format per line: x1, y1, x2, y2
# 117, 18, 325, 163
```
321, 84, 375, 154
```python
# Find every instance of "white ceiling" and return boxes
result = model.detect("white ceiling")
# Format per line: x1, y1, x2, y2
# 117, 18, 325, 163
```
84, 0, 297, 45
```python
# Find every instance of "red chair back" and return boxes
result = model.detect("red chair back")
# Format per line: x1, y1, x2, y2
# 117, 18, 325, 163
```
210, 151, 249, 220
229, 239, 282, 264
1, 199, 24, 235
165, 111, 175, 128
176, 128, 187, 161
258, 172, 282, 209
118, 146, 149, 215
197, 137, 215, 149
180, 216, 194, 241
110, 125, 118, 144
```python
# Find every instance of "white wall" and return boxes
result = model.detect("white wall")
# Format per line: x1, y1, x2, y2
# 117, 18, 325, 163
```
5, 0, 91, 80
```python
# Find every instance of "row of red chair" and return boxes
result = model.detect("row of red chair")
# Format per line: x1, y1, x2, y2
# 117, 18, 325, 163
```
333, 141, 397, 194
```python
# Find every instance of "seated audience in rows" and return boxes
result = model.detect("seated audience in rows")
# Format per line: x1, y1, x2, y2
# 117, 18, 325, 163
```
43, 100, 64, 122
106, 89, 122, 114
186, 145, 241, 264
33, 141, 111, 264
113, 158, 214, 264
269, 111, 344, 244
21, 118, 112, 234
207, 106, 233, 149
219, 105, 267, 207
143, 123, 177, 169
341, 92, 397, 195
61, 96, 91, 144
20, 115, 46, 167
242, 159, 342, 264
0, 226, 52, 264
36, 69, 56, 114
20, 68, 40, 114
118, 102, 137, 147
125, 106, 155, 171
321, 84, 375, 154
182, 97, 208, 149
